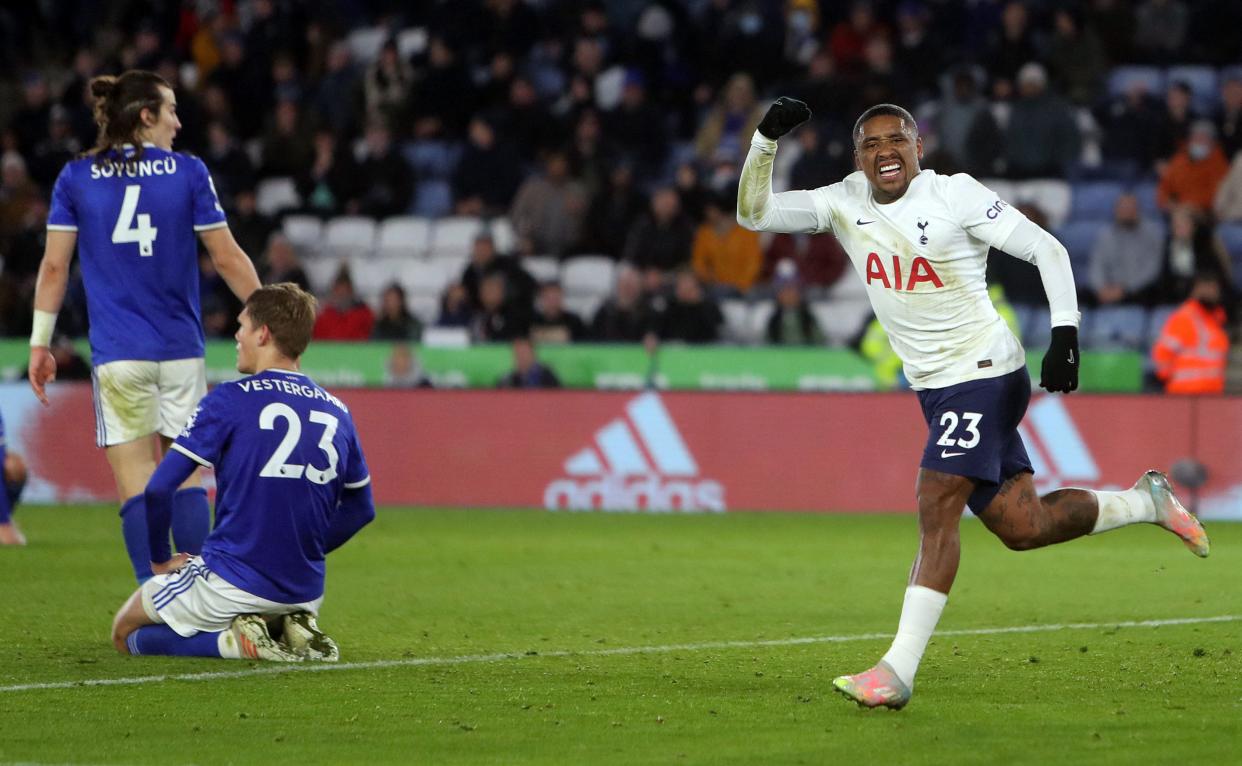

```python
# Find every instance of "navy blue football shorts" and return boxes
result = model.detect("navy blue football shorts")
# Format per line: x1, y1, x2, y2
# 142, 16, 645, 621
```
916, 367, 1035, 515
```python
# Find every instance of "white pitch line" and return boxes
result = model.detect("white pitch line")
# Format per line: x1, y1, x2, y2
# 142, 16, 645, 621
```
1, 614, 1236, 694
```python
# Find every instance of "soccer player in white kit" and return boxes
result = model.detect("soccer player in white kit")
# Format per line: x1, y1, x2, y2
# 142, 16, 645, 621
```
737, 98, 1211, 710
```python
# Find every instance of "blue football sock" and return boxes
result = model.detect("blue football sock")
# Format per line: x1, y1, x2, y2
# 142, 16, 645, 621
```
126, 625, 222, 657
119, 495, 154, 583
0, 445, 10, 524
171, 487, 210, 555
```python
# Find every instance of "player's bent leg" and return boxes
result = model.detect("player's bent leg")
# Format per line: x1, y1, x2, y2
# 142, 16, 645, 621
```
111, 587, 156, 654
978, 471, 1096, 550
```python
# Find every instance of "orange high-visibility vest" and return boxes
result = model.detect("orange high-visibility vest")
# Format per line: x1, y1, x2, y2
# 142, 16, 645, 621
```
1151, 300, 1229, 394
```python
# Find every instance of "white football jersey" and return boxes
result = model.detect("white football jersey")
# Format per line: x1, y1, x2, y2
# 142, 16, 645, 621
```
808, 169, 1027, 389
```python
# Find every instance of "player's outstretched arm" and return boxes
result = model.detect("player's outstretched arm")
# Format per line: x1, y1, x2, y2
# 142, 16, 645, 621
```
201, 226, 261, 302
737, 97, 823, 235
144, 450, 199, 569
28, 230, 76, 405
325, 484, 376, 554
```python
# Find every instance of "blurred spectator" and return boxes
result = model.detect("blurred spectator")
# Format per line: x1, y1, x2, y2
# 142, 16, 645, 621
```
460, 233, 535, 310
691, 191, 762, 296
497, 337, 560, 389
312, 41, 362, 137
1161, 206, 1232, 304
762, 232, 848, 289
46, 334, 91, 381
1088, 193, 1164, 306
606, 70, 666, 181
567, 108, 614, 199
1096, 80, 1165, 177
1155, 82, 1196, 162
384, 344, 431, 388
673, 161, 709, 223
0, 153, 41, 240
372, 283, 423, 341
510, 149, 589, 257
1003, 63, 1080, 179
199, 252, 240, 339
204, 121, 256, 210
364, 39, 413, 130
622, 187, 694, 274
411, 36, 474, 139
472, 272, 531, 342
986, 203, 1055, 307
229, 188, 277, 261
531, 282, 587, 344
653, 269, 722, 344
584, 160, 646, 258
1214, 150, 1242, 222
11, 72, 52, 155
495, 75, 550, 163
259, 99, 314, 179
927, 68, 1001, 176
206, 32, 268, 138
1157, 121, 1230, 215
1087, 0, 1136, 63
985, 2, 1038, 88
829, 2, 889, 76
892, 1, 940, 101
260, 233, 311, 292
1044, 8, 1107, 107
436, 283, 474, 328
352, 120, 414, 218
591, 264, 651, 342
28, 105, 79, 190
313, 267, 375, 340
1151, 270, 1228, 394
694, 72, 764, 167
454, 115, 523, 217
297, 129, 361, 218
766, 261, 823, 345
1219, 76, 1242, 159
789, 125, 843, 192
1133, 0, 1189, 64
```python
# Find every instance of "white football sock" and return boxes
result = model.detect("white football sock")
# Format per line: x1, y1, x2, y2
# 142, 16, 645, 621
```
1089, 487, 1156, 534
217, 630, 242, 659
880, 585, 948, 689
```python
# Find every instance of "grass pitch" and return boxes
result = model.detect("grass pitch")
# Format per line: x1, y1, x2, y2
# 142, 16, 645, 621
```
1, 506, 1239, 765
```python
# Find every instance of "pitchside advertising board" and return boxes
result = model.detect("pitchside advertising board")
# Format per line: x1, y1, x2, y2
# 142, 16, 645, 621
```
1, 383, 1239, 519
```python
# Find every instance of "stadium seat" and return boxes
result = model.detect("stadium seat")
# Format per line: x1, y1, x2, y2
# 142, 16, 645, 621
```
324, 216, 377, 259
1166, 65, 1219, 114
564, 293, 604, 321
430, 216, 485, 258
748, 301, 777, 344
412, 179, 454, 218
1133, 182, 1160, 217
979, 178, 1015, 206
720, 299, 751, 344
521, 255, 561, 285
1022, 306, 1053, 351
1086, 305, 1147, 350
562, 256, 616, 297
398, 260, 454, 299
376, 216, 432, 259
281, 215, 323, 254
397, 27, 428, 60
303, 257, 345, 293
1106, 66, 1165, 99
346, 27, 386, 64
349, 256, 404, 298
255, 177, 300, 216
810, 298, 872, 347
421, 326, 471, 348
1217, 222, 1242, 257
408, 293, 440, 326
491, 217, 518, 254
1054, 221, 1104, 280
1012, 180, 1072, 229
430, 254, 469, 284
1069, 181, 1125, 222
1146, 305, 1177, 348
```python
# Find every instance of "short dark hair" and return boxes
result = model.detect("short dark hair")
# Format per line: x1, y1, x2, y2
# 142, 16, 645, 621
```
245, 283, 318, 360
853, 104, 918, 144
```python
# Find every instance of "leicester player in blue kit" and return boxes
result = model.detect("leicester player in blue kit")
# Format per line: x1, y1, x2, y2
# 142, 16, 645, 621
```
0, 409, 29, 546
111, 283, 374, 661
28, 71, 260, 580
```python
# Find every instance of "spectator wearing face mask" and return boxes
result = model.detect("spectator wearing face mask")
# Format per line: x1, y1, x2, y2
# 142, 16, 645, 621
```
1158, 120, 1230, 216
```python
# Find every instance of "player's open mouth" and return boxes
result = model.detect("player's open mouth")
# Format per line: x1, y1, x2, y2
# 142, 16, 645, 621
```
878, 162, 902, 180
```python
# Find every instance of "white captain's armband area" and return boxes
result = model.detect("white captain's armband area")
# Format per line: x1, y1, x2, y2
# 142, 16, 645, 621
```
30, 309, 57, 347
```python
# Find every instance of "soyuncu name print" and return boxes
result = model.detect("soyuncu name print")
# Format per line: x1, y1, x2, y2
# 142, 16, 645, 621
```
864, 252, 943, 291
89, 157, 178, 179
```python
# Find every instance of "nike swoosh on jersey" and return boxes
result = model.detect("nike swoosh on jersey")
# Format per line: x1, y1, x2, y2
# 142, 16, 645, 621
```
940, 450, 965, 458
856, 218, 875, 225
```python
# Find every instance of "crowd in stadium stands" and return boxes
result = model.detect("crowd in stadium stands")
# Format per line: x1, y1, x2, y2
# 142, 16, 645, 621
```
0, 1, 1240, 390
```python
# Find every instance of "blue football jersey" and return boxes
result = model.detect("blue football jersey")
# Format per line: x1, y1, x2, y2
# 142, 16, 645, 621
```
47, 144, 228, 365
170, 369, 371, 604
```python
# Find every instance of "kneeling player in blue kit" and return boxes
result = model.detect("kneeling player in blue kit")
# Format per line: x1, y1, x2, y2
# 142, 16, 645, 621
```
110, 283, 374, 661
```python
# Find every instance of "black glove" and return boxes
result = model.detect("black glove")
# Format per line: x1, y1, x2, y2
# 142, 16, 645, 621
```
1040, 326, 1080, 393
757, 97, 812, 140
